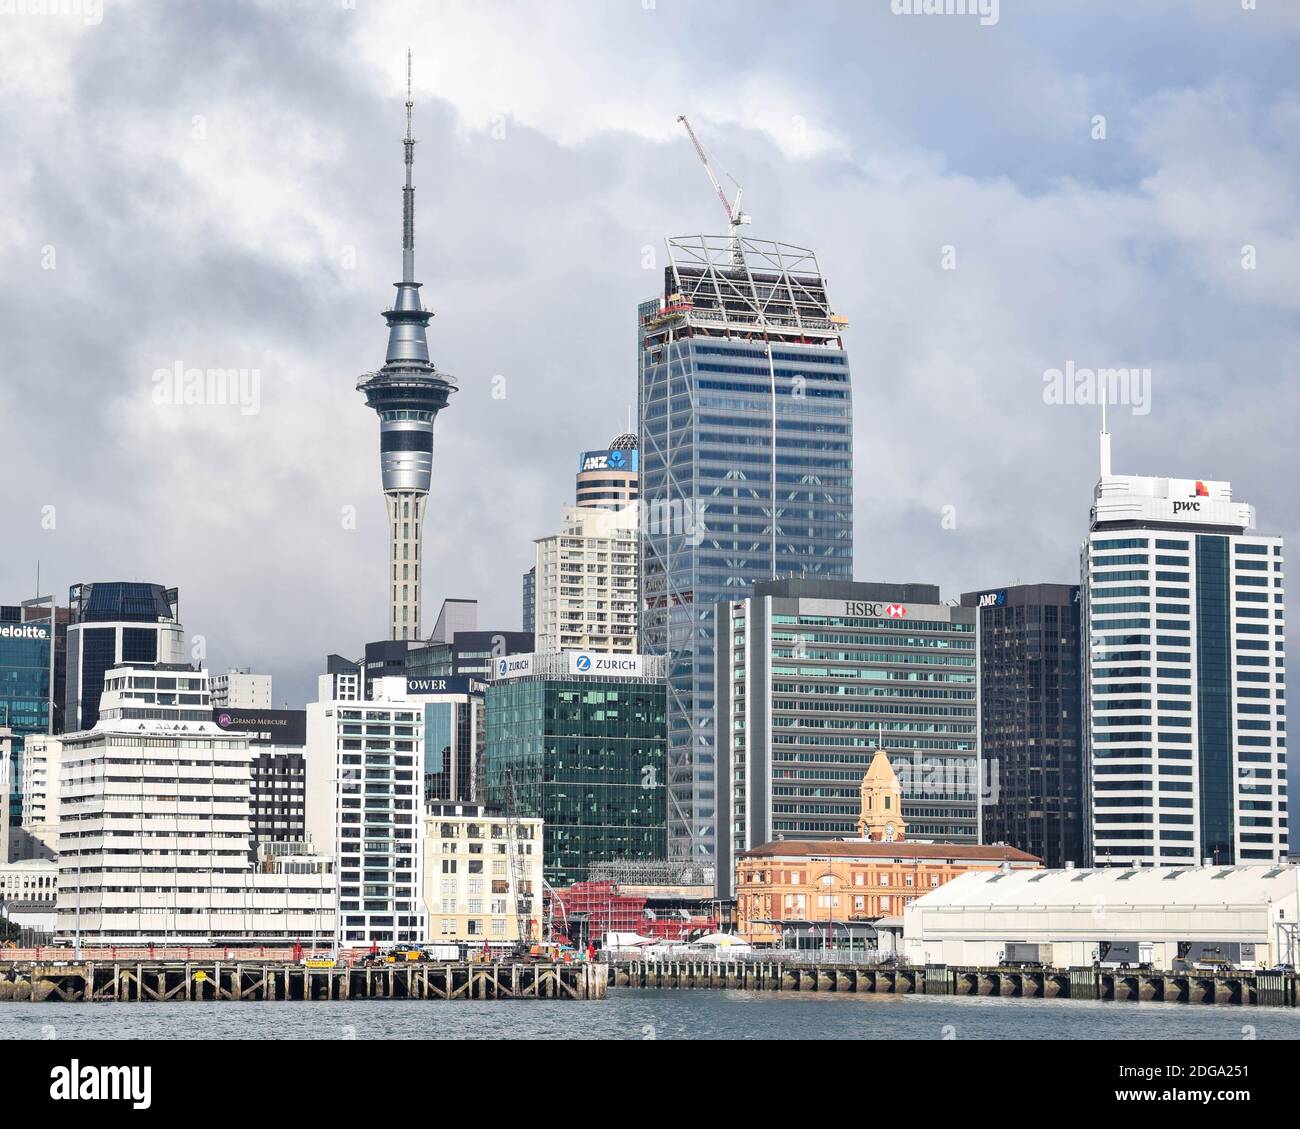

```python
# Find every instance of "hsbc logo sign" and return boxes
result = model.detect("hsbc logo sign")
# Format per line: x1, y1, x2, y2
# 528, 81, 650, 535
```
844, 602, 908, 618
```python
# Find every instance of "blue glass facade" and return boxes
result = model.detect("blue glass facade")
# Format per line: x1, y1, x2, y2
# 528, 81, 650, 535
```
1195, 534, 1233, 863
639, 243, 854, 863
0, 611, 53, 822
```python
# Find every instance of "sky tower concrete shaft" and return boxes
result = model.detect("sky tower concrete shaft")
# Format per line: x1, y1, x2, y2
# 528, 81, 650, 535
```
357, 54, 456, 641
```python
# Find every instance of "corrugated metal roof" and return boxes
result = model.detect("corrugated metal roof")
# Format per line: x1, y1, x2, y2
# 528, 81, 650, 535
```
912, 864, 1300, 909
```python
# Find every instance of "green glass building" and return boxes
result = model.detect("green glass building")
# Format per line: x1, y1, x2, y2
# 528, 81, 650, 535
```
484, 655, 667, 887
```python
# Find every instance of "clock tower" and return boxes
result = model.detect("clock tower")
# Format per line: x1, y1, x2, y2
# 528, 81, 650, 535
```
857, 745, 907, 843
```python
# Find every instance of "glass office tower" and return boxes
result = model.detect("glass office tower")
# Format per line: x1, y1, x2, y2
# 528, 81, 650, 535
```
638, 235, 854, 865
961, 584, 1085, 869
0, 607, 52, 829
716, 580, 979, 896
484, 655, 668, 887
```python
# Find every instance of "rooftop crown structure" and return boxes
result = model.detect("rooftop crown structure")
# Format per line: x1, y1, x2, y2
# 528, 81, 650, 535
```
357, 53, 457, 641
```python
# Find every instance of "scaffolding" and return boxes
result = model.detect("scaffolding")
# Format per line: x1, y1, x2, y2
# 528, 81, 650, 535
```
648, 235, 849, 342
587, 860, 715, 888
552, 861, 721, 948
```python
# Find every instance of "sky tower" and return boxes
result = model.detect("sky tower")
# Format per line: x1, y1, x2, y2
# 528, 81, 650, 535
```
358, 54, 456, 641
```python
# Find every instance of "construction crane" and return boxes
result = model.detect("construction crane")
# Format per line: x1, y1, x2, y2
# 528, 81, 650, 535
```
677, 114, 750, 267
502, 767, 535, 949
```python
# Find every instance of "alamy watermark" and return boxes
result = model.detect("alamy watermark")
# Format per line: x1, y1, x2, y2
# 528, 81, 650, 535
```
641, 498, 706, 547
151, 361, 261, 416
1042, 361, 1151, 417
891, 0, 999, 28
0, 0, 103, 26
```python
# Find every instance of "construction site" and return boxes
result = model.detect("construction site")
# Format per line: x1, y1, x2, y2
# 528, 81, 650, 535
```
549, 861, 722, 948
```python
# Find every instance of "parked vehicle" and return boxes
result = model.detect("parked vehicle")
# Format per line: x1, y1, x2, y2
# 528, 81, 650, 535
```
1001, 942, 1052, 969
1173, 941, 1258, 972
418, 943, 461, 962
1093, 940, 1154, 970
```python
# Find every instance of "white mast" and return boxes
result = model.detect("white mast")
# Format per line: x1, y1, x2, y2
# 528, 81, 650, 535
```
1099, 389, 1112, 477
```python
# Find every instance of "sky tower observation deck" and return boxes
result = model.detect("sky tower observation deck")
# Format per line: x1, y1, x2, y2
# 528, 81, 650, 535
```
357, 58, 457, 642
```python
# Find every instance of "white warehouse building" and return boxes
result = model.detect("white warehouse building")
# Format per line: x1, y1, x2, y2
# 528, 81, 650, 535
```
904, 863, 1300, 970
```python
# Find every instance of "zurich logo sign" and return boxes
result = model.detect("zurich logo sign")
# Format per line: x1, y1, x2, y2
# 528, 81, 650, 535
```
575, 654, 592, 671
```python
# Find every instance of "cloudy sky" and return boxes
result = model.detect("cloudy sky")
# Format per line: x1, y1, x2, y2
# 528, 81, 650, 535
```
3, 1, 1297, 797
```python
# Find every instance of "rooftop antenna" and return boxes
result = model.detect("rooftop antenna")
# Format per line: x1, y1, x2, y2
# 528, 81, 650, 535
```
1099, 386, 1112, 477
402, 48, 416, 285
677, 114, 751, 268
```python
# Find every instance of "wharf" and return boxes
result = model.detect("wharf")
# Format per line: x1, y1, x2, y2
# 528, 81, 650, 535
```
608, 960, 1299, 1007
0, 960, 605, 1003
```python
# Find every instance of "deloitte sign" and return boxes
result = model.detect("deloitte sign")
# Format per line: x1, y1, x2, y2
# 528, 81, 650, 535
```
0, 623, 50, 641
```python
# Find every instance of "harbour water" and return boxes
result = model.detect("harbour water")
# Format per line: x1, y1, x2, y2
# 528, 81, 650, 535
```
3, 989, 1299, 1040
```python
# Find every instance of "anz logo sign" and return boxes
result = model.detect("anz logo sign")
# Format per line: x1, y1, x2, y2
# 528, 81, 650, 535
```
580, 449, 636, 472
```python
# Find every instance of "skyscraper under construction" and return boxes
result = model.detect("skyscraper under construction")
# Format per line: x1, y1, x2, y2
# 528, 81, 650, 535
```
358, 56, 457, 641
638, 233, 855, 868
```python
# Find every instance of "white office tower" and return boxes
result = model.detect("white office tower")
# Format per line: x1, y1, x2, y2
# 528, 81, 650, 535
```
55, 665, 335, 943
305, 677, 426, 946
533, 503, 639, 654
19, 733, 62, 855
1083, 434, 1288, 867
210, 669, 273, 709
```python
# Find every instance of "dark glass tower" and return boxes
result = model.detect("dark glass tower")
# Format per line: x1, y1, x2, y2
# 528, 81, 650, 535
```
63, 582, 182, 732
484, 669, 668, 887
961, 584, 1084, 869
357, 56, 456, 642
638, 235, 854, 865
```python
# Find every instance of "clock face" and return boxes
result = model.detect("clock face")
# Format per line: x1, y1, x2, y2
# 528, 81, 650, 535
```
884, 824, 896, 842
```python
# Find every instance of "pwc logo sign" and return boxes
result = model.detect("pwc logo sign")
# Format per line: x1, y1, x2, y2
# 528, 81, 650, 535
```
1173, 480, 1211, 516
